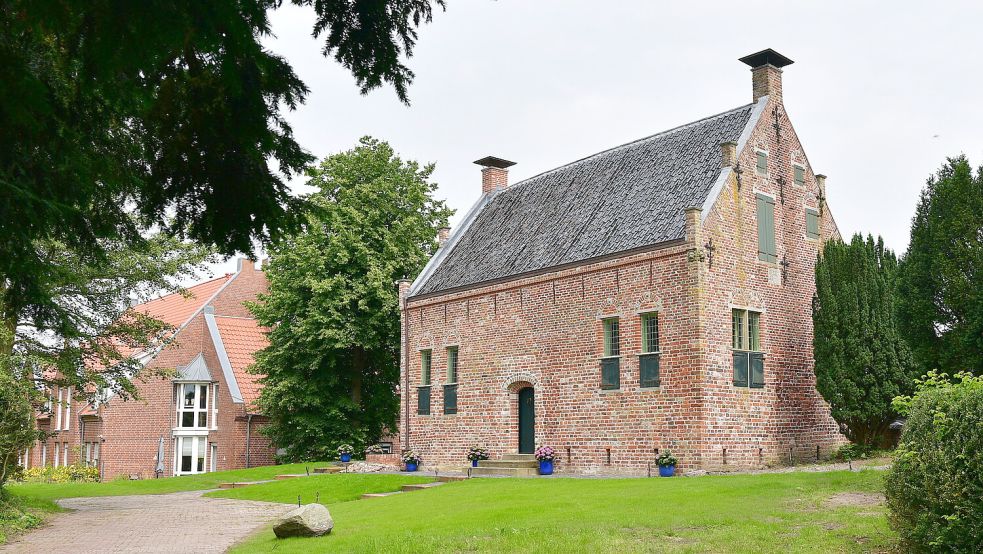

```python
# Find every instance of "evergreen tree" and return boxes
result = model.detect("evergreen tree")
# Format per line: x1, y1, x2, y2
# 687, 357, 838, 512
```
897, 156, 983, 376
249, 137, 452, 460
813, 234, 916, 448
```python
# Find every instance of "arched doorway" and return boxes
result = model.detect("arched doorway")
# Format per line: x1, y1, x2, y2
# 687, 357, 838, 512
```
518, 387, 535, 454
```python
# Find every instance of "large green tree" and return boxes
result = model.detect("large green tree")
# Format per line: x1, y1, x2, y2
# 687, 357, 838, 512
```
0, 0, 444, 353
250, 137, 451, 460
897, 156, 983, 376
813, 234, 917, 448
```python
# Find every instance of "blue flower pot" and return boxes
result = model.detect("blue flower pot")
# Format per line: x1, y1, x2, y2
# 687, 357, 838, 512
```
405, 462, 418, 472
340, 453, 351, 463
471, 459, 479, 467
658, 464, 675, 477
539, 460, 554, 475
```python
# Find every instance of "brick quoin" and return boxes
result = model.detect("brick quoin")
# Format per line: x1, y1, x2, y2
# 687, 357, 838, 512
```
398, 50, 845, 474
25, 260, 276, 479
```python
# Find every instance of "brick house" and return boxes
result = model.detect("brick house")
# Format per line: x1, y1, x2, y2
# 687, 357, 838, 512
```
20, 259, 276, 479
398, 49, 845, 473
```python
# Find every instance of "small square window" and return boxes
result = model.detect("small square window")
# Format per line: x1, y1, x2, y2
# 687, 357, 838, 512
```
794, 165, 805, 186
756, 151, 768, 175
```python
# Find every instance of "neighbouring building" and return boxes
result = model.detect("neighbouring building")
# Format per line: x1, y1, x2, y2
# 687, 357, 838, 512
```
398, 49, 845, 473
21, 259, 276, 479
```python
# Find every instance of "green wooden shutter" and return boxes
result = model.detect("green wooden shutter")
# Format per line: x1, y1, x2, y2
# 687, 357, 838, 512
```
601, 358, 620, 390
756, 194, 777, 263
750, 353, 765, 388
806, 208, 820, 239
443, 384, 457, 414
794, 165, 805, 186
417, 386, 431, 415
733, 351, 749, 386
639, 353, 660, 388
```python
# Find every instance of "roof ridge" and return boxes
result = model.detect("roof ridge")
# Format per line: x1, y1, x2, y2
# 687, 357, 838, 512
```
502, 102, 755, 192
212, 315, 258, 321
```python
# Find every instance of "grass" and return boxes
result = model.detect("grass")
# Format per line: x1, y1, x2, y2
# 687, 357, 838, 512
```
6, 462, 331, 503
232, 470, 895, 553
0, 492, 60, 545
205, 473, 431, 505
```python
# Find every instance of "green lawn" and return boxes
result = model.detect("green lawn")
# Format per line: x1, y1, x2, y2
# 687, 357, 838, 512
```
205, 473, 431, 505
6, 462, 331, 503
0, 493, 60, 545
233, 470, 895, 553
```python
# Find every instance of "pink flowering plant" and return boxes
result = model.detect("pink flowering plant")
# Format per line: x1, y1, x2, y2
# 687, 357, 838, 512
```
467, 445, 490, 462
534, 445, 558, 462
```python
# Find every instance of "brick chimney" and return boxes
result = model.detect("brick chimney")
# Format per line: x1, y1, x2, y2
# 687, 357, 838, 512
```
739, 49, 794, 103
474, 156, 516, 194
719, 141, 737, 167
437, 227, 451, 247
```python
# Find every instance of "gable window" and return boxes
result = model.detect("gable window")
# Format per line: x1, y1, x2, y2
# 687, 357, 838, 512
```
444, 347, 458, 415
732, 309, 764, 388
601, 318, 621, 390
639, 313, 661, 388
756, 151, 768, 175
176, 383, 209, 429
794, 165, 806, 186
805, 208, 820, 240
756, 193, 777, 263
418, 350, 432, 415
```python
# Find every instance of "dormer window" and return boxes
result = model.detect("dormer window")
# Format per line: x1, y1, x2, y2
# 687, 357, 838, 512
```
176, 383, 209, 428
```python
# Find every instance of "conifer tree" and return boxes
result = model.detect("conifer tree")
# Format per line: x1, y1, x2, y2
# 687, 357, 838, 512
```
897, 156, 983, 376
813, 234, 916, 448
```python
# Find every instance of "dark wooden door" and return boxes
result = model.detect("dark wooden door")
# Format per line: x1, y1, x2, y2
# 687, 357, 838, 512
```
518, 387, 535, 454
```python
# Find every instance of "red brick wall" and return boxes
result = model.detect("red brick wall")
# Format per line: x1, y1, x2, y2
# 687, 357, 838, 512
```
399, 97, 844, 473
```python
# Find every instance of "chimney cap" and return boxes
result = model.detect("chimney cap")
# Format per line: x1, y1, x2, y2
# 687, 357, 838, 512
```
473, 156, 516, 169
739, 49, 794, 69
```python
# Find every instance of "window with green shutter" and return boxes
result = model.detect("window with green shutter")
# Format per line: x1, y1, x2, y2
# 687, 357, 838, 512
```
794, 165, 805, 186
601, 318, 621, 390
756, 151, 768, 174
805, 208, 820, 240
756, 193, 777, 263
446, 346, 458, 384
421, 350, 432, 386
639, 313, 660, 388
732, 309, 764, 388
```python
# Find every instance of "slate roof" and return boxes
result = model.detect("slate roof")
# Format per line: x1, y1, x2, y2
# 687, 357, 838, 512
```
412, 103, 757, 297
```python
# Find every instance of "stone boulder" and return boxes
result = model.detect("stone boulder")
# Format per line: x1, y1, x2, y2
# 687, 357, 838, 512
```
273, 503, 333, 538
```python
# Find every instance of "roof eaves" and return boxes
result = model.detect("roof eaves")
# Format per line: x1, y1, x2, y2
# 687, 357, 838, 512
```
700, 96, 770, 222
408, 191, 496, 297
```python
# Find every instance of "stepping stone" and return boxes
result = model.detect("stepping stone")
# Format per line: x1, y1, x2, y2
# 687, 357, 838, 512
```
217, 481, 263, 489
400, 482, 444, 492
360, 492, 402, 499
313, 466, 343, 474
437, 475, 468, 482
275, 474, 308, 480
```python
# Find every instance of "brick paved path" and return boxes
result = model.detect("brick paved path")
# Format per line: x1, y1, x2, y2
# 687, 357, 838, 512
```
2, 491, 290, 553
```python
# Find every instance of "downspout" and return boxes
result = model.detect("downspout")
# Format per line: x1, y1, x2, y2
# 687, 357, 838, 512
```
78, 413, 84, 466
246, 414, 253, 469
402, 297, 410, 452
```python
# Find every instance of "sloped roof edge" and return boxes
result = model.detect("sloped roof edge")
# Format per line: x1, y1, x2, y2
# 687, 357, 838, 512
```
700, 95, 770, 221
204, 311, 244, 404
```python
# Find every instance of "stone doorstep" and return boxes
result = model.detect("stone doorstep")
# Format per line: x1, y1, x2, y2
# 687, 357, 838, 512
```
313, 466, 343, 474
216, 481, 265, 489
499, 454, 537, 462
360, 491, 402, 499
275, 474, 308, 480
477, 460, 538, 469
470, 466, 539, 477
437, 475, 468, 482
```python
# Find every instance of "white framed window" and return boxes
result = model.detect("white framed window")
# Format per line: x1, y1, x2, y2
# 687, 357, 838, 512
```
62, 442, 69, 466
210, 443, 218, 472
174, 435, 208, 475
175, 383, 210, 429
92, 442, 100, 468
63, 387, 71, 431
53, 442, 60, 467
211, 384, 219, 430
54, 387, 62, 430
40, 442, 47, 466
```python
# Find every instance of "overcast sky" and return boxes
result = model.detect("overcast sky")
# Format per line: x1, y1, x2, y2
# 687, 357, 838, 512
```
209, 0, 983, 276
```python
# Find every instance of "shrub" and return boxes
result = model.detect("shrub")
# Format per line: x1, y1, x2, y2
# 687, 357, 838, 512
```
534, 446, 558, 462
18, 464, 99, 483
884, 371, 983, 551
466, 445, 489, 462
656, 450, 678, 467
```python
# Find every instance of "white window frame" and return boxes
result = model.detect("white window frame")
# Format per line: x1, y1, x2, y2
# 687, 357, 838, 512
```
175, 382, 211, 430
211, 384, 219, 431
54, 387, 62, 430
62, 442, 69, 466
173, 435, 209, 475
210, 443, 218, 473
63, 387, 71, 431
41, 442, 47, 467
53, 442, 60, 468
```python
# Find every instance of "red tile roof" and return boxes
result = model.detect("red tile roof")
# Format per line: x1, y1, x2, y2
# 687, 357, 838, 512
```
135, 275, 231, 328
212, 316, 268, 407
